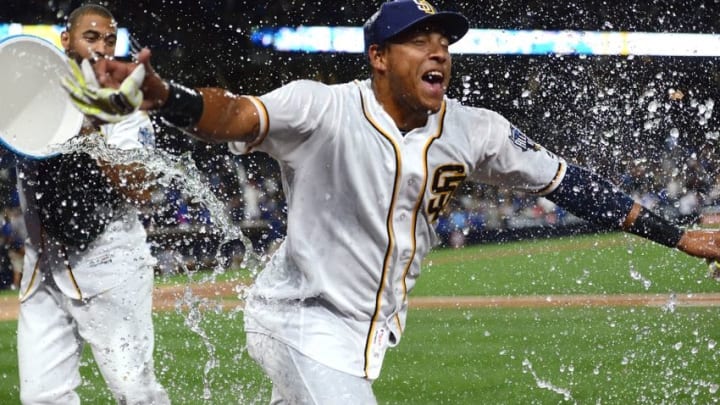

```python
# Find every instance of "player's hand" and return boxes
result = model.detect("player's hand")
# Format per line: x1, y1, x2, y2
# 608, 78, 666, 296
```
92, 48, 171, 111
61, 58, 145, 123
676, 229, 720, 261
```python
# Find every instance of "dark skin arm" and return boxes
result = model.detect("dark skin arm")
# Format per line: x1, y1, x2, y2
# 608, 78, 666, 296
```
79, 111, 154, 203
100, 162, 153, 203
95, 49, 261, 144
622, 202, 720, 261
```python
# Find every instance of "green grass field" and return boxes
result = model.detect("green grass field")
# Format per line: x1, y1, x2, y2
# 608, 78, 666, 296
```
0, 232, 718, 404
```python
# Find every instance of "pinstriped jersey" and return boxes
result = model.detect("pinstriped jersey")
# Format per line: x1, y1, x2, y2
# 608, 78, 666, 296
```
234, 79, 566, 379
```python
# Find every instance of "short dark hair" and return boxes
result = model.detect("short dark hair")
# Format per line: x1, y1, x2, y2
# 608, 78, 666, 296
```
66, 4, 114, 31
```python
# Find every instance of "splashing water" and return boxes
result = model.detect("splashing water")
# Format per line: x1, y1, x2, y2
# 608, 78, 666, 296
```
662, 293, 678, 313
629, 264, 652, 290
53, 133, 263, 274
178, 286, 217, 400
521, 358, 575, 403
51, 133, 265, 399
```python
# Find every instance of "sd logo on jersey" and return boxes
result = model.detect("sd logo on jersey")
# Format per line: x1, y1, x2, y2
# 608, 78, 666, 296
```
427, 164, 467, 222
509, 126, 541, 152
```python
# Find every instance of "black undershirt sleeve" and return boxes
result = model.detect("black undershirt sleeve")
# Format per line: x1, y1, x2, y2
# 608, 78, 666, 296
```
545, 164, 684, 247
545, 164, 634, 229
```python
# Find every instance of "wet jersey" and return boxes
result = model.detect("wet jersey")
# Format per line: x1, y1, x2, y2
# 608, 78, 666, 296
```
18, 110, 157, 301
232, 79, 566, 379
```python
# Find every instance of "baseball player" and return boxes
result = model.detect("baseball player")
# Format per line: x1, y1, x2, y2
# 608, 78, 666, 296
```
15, 5, 169, 404
65, 0, 720, 403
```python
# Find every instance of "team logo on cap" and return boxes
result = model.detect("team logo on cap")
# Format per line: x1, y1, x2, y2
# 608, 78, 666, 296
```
414, 0, 436, 14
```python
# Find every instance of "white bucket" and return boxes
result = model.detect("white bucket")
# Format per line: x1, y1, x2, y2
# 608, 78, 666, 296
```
0, 35, 84, 159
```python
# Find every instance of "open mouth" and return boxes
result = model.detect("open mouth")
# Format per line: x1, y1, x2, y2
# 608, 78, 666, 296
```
422, 70, 444, 85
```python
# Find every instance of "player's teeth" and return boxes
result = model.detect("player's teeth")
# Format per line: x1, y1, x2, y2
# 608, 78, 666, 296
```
423, 71, 443, 82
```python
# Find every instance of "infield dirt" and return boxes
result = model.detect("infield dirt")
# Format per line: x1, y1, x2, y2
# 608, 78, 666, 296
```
2, 281, 719, 321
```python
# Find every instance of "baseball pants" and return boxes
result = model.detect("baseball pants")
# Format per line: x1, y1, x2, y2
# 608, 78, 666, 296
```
246, 332, 377, 405
17, 270, 169, 405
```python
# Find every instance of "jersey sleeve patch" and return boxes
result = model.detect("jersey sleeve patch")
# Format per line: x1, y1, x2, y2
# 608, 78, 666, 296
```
138, 126, 155, 147
509, 126, 541, 152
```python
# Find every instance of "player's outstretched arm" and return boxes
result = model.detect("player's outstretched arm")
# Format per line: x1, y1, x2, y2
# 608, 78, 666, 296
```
545, 164, 720, 262
89, 48, 261, 144
675, 230, 720, 260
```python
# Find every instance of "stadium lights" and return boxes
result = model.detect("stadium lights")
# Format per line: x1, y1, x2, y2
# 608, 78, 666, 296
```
250, 26, 720, 57
3, 22, 718, 58
0, 23, 130, 56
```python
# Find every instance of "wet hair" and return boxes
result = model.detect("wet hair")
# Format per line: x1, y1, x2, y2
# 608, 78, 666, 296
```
66, 4, 114, 31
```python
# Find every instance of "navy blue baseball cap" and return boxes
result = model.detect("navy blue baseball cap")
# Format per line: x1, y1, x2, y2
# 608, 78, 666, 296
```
363, 0, 469, 51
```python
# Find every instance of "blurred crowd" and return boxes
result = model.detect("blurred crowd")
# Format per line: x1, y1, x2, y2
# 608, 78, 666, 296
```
1, 125, 718, 287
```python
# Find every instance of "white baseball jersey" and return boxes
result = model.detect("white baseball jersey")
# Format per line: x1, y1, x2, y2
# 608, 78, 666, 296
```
234, 79, 566, 379
17, 110, 157, 301
17, 110, 169, 404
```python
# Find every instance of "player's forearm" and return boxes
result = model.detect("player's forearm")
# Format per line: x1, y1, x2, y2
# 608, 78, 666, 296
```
196, 89, 261, 143
620, 202, 684, 248
157, 82, 259, 144
546, 164, 683, 248
100, 162, 154, 203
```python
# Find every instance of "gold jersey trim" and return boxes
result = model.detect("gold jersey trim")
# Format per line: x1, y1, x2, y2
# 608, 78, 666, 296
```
61, 244, 83, 300
537, 160, 567, 195
396, 100, 447, 332
356, 82, 403, 378
241, 95, 270, 153
19, 251, 40, 302
20, 227, 45, 301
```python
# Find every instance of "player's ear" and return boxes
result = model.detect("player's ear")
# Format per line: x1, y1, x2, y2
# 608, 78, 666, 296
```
60, 30, 70, 52
368, 44, 388, 73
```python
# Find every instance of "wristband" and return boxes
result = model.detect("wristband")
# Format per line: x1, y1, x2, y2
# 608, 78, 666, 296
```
626, 207, 684, 248
157, 82, 204, 128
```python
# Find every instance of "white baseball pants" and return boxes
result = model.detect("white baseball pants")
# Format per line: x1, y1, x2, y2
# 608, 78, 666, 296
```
17, 271, 169, 405
246, 332, 377, 405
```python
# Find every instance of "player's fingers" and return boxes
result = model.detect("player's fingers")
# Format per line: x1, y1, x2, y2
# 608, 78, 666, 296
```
99, 47, 166, 110
136, 47, 152, 64
66, 58, 87, 87
80, 59, 100, 88
67, 94, 118, 122
108, 92, 136, 114
118, 64, 145, 99
65, 88, 93, 107
60, 76, 93, 105
93, 57, 138, 89
126, 63, 146, 86
66, 84, 128, 122
118, 64, 145, 110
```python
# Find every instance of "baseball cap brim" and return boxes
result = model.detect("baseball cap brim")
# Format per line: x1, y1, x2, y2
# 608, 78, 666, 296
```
386, 12, 469, 45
